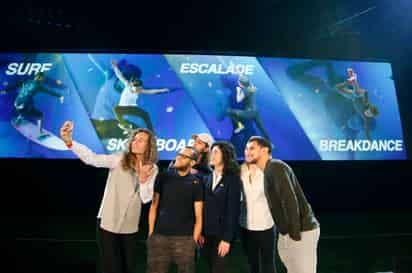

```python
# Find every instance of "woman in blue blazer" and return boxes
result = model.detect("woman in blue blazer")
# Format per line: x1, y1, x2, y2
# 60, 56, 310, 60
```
200, 141, 241, 273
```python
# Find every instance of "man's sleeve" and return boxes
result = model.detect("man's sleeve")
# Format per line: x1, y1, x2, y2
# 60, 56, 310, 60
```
222, 175, 241, 242
192, 178, 204, 202
272, 162, 302, 241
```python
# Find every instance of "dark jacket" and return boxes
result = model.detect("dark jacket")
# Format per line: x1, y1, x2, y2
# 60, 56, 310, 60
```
264, 159, 319, 241
203, 173, 241, 243
193, 163, 213, 180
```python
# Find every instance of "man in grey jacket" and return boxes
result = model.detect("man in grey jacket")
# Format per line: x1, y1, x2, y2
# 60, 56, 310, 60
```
244, 136, 320, 273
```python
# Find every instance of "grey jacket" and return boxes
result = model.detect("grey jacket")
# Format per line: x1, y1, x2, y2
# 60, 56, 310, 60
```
71, 141, 158, 233
263, 159, 319, 241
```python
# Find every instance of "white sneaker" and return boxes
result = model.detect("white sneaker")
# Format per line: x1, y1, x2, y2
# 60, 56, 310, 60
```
37, 132, 50, 140
234, 123, 245, 134
118, 123, 132, 135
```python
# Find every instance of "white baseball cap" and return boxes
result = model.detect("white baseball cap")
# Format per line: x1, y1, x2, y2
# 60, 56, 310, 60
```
192, 133, 214, 147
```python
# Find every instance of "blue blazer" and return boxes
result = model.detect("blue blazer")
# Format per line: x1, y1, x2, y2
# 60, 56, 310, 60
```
203, 173, 241, 243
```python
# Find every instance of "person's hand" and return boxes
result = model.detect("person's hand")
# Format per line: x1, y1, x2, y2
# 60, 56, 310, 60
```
190, 168, 199, 175
193, 230, 202, 245
60, 121, 73, 144
217, 240, 230, 257
137, 161, 154, 183
59, 96, 65, 104
56, 80, 62, 86
111, 59, 118, 68
198, 235, 205, 247
248, 163, 258, 180
289, 233, 301, 242
249, 85, 257, 92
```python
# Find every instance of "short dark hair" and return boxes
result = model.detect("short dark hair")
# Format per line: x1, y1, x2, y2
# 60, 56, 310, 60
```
247, 136, 272, 154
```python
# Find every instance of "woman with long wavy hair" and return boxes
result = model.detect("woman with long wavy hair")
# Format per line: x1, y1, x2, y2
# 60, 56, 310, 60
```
199, 141, 241, 273
60, 121, 158, 273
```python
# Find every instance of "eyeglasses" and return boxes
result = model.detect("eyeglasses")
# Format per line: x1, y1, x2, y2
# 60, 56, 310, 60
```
176, 153, 195, 161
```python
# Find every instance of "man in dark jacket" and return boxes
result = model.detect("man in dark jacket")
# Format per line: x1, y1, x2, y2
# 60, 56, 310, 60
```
244, 136, 320, 273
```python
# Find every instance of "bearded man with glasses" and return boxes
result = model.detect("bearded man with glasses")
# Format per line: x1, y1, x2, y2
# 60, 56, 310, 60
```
146, 146, 204, 273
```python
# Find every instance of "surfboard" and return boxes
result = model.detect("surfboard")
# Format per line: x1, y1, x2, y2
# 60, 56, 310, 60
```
11, 119, 68, 151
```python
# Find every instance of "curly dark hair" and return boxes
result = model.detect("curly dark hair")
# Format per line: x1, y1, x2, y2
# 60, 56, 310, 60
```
210, 141, 240, 176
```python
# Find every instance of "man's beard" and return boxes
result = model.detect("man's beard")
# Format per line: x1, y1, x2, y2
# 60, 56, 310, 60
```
246, 158, 258, 164
175, 164, 191, 172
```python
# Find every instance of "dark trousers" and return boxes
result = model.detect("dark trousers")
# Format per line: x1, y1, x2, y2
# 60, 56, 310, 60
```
241, 227, 277, 273
96, 220, 139, 273
16, 105, 43, 120
202, 235, 229, 273
138, 202, 151, 240
146, 234, 195, 273
227, 108, 271, 141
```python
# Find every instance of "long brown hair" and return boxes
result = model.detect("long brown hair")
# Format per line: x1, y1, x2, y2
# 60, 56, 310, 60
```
121, 128, 158, 170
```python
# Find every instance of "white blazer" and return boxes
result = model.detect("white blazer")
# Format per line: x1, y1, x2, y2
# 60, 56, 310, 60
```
71, 141, 158, 234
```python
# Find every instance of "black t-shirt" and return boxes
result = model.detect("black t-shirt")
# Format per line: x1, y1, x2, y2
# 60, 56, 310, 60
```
154, 169, 204, 236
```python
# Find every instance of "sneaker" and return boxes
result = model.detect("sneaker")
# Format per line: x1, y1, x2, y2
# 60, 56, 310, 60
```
233, 122, 245, 134
37, 132, 50, 140
118, 123, 133, 135
117, 123, 132, 130
13, 116, 26, 125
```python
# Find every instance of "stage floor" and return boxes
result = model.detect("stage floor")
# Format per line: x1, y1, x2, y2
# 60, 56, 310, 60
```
14, 210, 412, 273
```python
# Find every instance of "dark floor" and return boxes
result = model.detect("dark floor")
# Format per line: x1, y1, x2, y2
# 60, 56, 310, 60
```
14, 210, 412, 273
